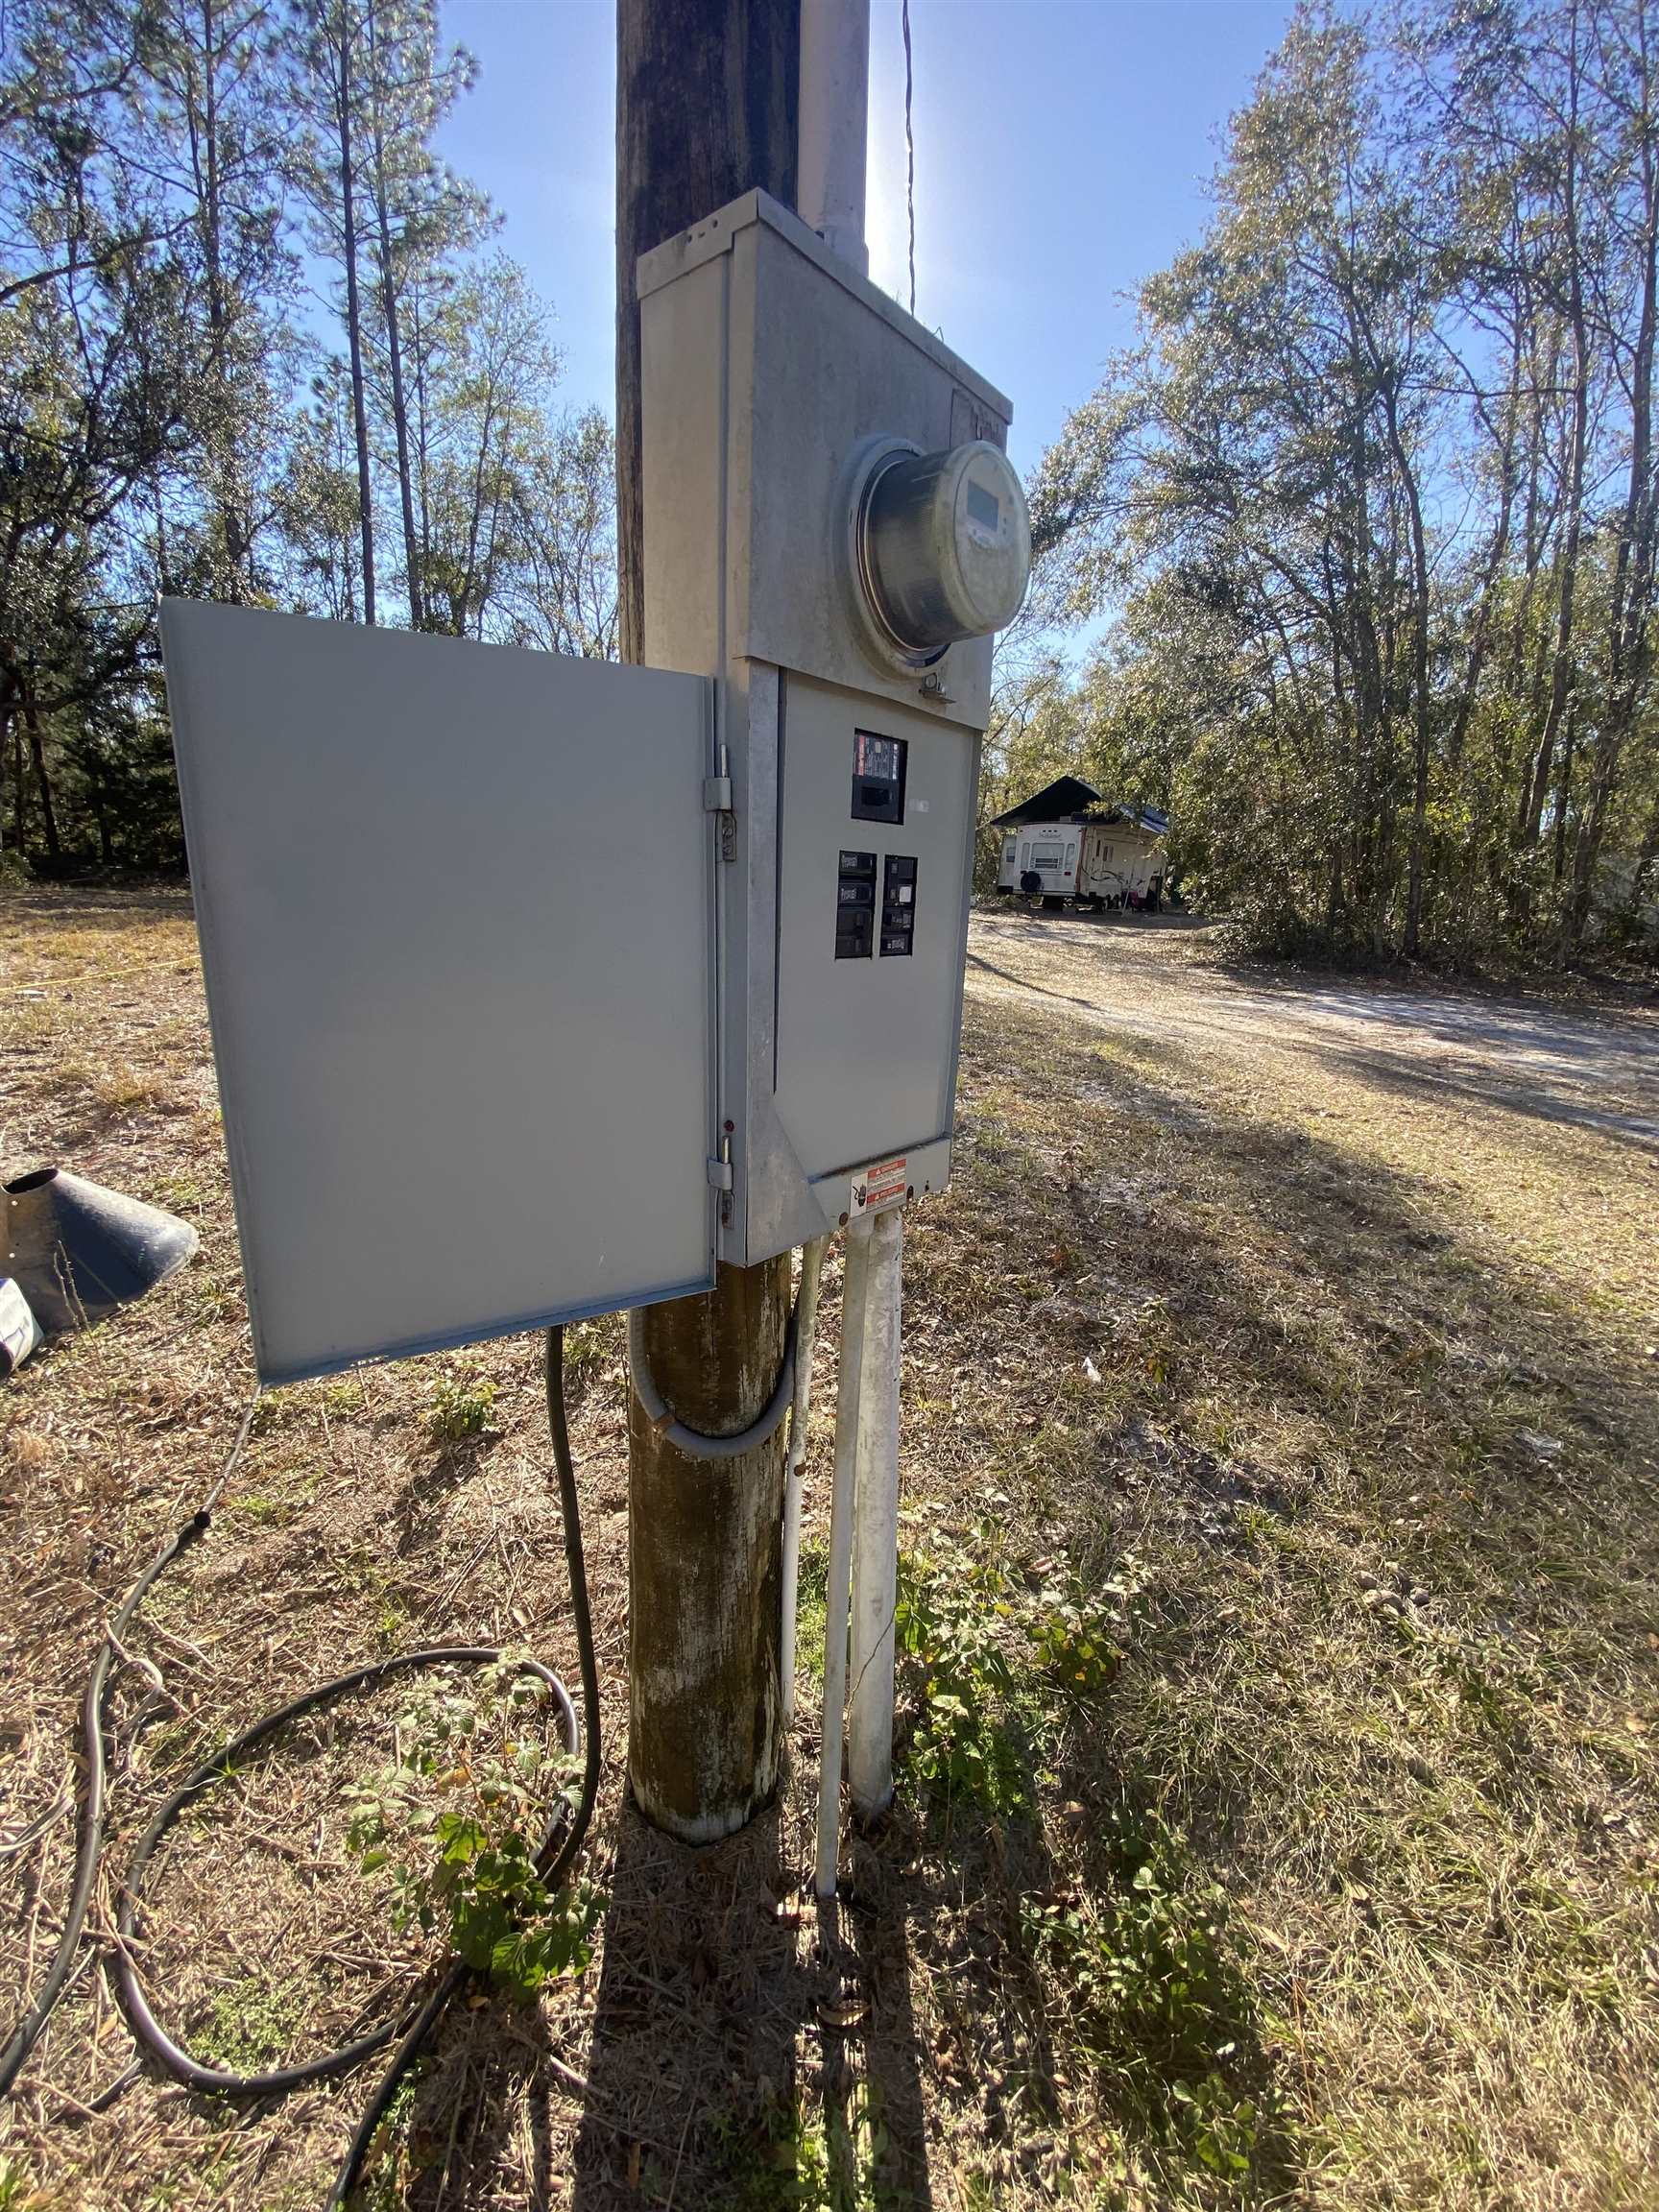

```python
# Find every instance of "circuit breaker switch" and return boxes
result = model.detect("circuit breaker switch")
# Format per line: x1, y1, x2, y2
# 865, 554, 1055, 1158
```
857, 441, 1031, 654
879, 855, 918, 957
836, 850, 878, 958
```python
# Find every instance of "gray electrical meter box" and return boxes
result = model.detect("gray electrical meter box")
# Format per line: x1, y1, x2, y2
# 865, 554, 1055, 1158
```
157, 188, 1024, 1382
638, 190, 1025, 1265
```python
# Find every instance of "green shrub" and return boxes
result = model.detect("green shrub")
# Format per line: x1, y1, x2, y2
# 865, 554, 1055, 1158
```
426, 1366, 496, 1443
896, 1534, 1144, 1814
1022, 1802, 1273, 2187
346, 1660, 600, 2001
897, 1538, 1035, 1815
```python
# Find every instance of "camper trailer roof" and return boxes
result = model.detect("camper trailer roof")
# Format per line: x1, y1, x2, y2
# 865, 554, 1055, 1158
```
992, 778, 1169, 838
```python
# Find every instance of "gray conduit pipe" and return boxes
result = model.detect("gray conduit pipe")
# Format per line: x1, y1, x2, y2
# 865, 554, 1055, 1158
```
627, 1303, 798, 1461
779, 1238, 829, 1725
848, 1206, 902, 1818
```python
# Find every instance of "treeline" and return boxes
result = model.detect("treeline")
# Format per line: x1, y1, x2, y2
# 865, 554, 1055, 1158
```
1, 0, 615, 873
1019, 0, 1657, 966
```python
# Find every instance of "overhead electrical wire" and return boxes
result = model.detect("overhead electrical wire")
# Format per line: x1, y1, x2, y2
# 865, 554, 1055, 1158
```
0, 1325, 601, 2212
902, 0, 916, 317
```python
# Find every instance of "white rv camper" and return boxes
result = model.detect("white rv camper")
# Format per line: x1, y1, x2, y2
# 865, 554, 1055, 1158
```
992, 777, 1169, 910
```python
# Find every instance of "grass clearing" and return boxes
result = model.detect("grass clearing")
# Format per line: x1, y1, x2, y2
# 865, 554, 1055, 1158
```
195, 1971, 311, 2074
1, 887, 1654, 2209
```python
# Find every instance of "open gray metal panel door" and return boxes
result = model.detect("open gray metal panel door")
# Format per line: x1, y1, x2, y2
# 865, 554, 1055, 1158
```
161, 601, 716, 1385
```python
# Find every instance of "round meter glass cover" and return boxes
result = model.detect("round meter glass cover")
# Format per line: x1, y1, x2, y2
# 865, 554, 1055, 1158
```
949, 445, 1031, 638
857, 440, 1032, 656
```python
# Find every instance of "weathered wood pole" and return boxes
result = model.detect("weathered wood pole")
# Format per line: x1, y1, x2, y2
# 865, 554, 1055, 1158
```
616, 0, 801, 1843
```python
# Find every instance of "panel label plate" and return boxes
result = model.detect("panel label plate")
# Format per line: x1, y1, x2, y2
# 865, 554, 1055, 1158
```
850, 1155, 908, 1216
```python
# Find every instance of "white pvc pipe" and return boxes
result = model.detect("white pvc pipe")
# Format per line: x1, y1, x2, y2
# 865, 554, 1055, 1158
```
816, 1214, 872, 1899
780, 1236, 828, 1726
802, 0, 875, 1893
848, 1205, 902, 1819
798, 0, 870, 276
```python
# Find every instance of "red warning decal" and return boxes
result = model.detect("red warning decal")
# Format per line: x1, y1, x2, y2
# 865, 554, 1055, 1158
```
849, 1155, 908, 1216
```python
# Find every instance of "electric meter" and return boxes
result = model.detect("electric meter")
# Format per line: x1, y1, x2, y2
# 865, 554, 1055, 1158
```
854, 440, 1031, 659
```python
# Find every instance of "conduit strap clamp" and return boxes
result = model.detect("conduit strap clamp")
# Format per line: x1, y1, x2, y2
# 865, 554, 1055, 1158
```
628, 1302, 799, 1462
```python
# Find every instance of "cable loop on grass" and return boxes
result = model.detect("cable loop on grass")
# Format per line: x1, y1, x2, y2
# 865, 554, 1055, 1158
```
112, 1647, 579, 2099
0, 1328, 604, 2212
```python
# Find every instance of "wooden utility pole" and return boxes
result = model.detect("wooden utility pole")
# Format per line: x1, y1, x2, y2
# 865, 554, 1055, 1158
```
616, 0, 800, 1842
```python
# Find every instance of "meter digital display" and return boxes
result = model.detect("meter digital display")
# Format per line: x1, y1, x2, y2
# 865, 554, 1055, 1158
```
966, 480, 1001, 535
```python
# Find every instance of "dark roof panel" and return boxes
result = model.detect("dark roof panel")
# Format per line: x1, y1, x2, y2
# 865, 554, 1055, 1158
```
989, 775, 1102, 827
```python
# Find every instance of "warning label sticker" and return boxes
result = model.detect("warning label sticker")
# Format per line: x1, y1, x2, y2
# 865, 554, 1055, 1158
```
849, 1155, 908, 1217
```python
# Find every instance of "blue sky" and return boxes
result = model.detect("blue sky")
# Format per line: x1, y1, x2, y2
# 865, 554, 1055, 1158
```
439, 0, 1295, 482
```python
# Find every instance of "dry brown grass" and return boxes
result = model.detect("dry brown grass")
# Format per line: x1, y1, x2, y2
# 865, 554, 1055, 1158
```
1, 886, 1655, 2212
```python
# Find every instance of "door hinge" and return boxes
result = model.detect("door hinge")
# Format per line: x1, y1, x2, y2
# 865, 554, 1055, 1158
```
706, 1154, 733, 1191
705, 744, 736, 862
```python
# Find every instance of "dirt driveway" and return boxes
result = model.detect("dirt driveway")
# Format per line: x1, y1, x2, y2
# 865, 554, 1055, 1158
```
966, 908, 1659, 1153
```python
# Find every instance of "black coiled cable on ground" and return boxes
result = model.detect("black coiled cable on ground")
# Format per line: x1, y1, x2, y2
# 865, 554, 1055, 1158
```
325, 1325, 603, 2207
0, 1326, 601, 2210
0, 1504, 218, 2103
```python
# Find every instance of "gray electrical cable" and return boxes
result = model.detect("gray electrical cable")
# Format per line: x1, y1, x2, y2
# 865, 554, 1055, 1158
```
627, 1301, 798, 1460
0, 1511, 211, 2101
0, 1401, 260, 2103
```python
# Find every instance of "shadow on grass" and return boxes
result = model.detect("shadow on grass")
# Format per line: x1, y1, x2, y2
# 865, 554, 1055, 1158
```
952, 981, 1654, 1588
1308, 1034, 1659, 1152
900, 980, 1659, 2190
378, 1777, 935, 2210
390, 1431, 498, 1560
1, 883, 193, 931
874, 1540, 1294, 2205
563, 1795, 934, 2212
